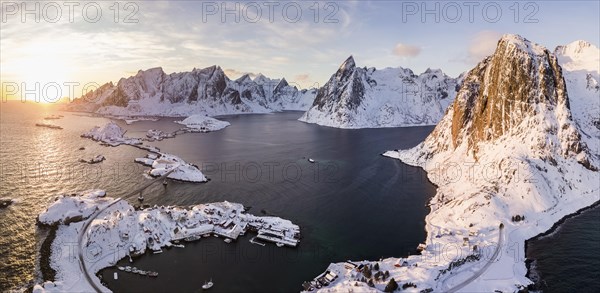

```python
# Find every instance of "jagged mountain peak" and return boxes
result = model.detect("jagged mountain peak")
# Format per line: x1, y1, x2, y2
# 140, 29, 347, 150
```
496, 33, 548, 57
339, 55, 356, 71
300, 56, 461, 128
66, 64, 316, 116
555, 40, 600, 73
253, 73, 270, 84
136, 67, 165, 77
555, 40, 597, 55
235, 74, 253, 84
275, 78, 289, 89
405, 34, 596, 169
382, 35, 599, 293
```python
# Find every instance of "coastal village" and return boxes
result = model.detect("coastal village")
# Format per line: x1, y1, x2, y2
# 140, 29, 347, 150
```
35, 190, 301, 292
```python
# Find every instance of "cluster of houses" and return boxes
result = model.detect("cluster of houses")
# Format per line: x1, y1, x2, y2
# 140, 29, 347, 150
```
303, 269, 339, 291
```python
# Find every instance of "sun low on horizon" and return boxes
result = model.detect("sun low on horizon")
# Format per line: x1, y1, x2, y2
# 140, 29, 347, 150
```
1, 1, 600, 293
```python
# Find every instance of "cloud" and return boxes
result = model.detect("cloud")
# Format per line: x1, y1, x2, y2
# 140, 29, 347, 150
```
467, 31, 503, 62
294, 74, 310, 82
223, 69, 257, 79
392, 43, 421, 57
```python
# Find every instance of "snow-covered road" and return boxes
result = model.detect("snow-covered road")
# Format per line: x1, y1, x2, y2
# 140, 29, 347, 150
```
445, 224, 505, 293
77, 168, 177, 293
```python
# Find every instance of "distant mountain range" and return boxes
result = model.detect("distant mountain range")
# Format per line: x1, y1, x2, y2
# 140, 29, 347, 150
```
299, 56, 463, 128
66, 66, 316, 116
67, 39, 598, 136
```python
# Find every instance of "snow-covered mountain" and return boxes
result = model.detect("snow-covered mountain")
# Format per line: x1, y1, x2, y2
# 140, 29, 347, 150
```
66, 66, 316, 116
555, 40, 600, 157
313, 35, 599, 292
299, 56, 462, 128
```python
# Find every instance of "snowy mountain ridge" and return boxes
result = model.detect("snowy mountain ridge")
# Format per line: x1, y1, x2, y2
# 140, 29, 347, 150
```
555, 40, 600, 157
312, 34, 599, 292
66, 66, 316, 117
299, 56, 462, 128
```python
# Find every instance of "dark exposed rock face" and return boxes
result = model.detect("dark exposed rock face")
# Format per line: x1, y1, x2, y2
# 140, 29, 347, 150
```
301, 56, 460, 128
451, 36, 569, 149
440, 34, 593, 169
312, 56, 365, 112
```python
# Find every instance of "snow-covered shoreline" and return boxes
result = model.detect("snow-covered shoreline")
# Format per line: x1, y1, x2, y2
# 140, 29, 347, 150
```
523, 199, 600, 290
134, 152, 207, 183
305, 35, 600, 292
175, 114, 231, 132
82, 122, 209, 183
34, 191, 301, 293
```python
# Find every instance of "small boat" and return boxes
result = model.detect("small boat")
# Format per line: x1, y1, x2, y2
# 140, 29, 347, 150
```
202, 279, 214, 290
224, 238, 232, 243
117, 266, 125, 271
202, 234, 211, 238
153, 249, 163, 254
276, 242, 284, 247
308, 158, 315, 163
124, 266, 132, 272
213, 234, 219, 238
138, 271, 148, 276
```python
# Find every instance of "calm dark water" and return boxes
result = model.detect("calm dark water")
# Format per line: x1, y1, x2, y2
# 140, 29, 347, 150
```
526, 206, 600, 293
100, 112, 437, 292
1, 101, 598, 292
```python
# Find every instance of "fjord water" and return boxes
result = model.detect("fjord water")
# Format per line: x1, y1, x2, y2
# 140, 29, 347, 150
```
0, 102, 436, 291
1, 102, 598, 292
526, 207, 600, 293
0, 102, 150, 290
99, 112, 438, 292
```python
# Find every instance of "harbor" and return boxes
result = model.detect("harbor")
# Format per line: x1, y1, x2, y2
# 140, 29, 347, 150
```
170, 204, 301, 248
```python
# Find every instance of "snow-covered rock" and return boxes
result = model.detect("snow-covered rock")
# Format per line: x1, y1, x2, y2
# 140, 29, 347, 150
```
555, 40, 600, 164
135, 153, 207, 183
145, 129, 175, 141
299, 56, 462, 128
65, 66, 317, 116
175, 114, 231, 132
81, 122, 141, 146
38, 190, 107, 225
312, 35, 599, 292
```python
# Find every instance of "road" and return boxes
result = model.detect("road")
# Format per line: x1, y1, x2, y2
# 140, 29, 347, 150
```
77, 168, 177, 293
445, 224, 504, 293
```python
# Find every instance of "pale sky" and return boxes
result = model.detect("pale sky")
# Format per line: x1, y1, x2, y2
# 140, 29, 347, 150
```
1, 0, 599, 100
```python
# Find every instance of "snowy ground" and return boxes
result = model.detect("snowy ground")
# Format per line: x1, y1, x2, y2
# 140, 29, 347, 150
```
135, 152, 207, 183
81, 122, 142, 147
82, 122, 208, 183
175, 114, 231, 132
306, 37, 600, 292
34, 191, 300, 293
